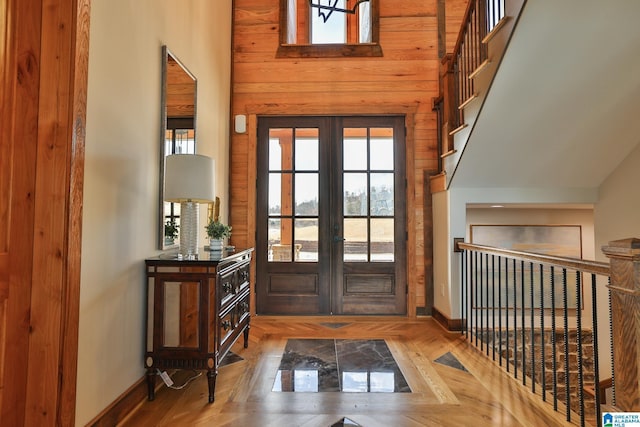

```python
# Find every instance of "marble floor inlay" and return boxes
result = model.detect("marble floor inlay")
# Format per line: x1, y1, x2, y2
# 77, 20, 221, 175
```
434, 351, 468, 372
320, 322, 351, 329
330, 417, 363, 427
272, 339, 411, 393
219, 351, 243, 367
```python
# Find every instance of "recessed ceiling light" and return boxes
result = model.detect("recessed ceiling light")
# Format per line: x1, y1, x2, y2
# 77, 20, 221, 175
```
490, 205, 504, 208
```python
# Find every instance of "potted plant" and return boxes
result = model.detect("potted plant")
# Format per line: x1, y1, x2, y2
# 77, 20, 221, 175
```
205, 219, 232, 251
164, 219, 179, 245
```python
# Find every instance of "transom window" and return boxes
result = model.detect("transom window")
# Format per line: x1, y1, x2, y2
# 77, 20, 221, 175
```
277, 0, 382, 58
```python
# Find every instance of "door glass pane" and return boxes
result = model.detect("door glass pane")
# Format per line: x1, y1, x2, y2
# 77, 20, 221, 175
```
344, 173, 367, 216
371, 218, 394, 262
269, 128, 293, 170
295, 173, 318, 216
269, 173, 293, 216
344, 218, 368, 262
370, 173, 394, 216
269, 138, 282, 170
343, 129, 367, 170
295, 218, 318, 262
270, 218, 293, 262
295, 131, 319, 170
343, 127, 396, 263
269, 173, 281, 215
268, 127, 319, 264
370, 131, 394, 170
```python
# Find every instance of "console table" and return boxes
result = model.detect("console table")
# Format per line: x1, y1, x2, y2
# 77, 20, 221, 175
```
144, 248, 253, 403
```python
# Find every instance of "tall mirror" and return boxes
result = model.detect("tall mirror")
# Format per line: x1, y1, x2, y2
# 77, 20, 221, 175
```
158, 46, 198, 250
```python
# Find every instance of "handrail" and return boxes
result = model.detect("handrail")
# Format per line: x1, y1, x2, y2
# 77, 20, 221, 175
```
457, 242, 610, 275
437, 0, 507, 165
450, 0, 480, 66
457, 241, 613, 425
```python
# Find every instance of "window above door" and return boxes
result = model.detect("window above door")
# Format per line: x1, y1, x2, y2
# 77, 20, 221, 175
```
277, 0, 383, 58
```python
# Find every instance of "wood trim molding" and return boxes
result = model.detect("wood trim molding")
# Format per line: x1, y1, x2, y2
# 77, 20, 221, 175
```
482, 16, 510, 44
276, 43, 383, 58
458, 93, 477, 110
405, 113, 417, 317
432, 306, 464, 332
244, 103, 420, 116
86, 377, 152, 427
468, 59, 491, 79
59, 1, 91, 424
448, 123, 467, 136
429, 172, 446, 194
440, 149, 457, 159
423, 169, 438, 316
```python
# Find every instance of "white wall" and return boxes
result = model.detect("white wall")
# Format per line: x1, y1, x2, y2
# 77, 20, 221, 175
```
594, 141, 640, 258
466, 207, 598, 347
466, 207, 595, 259
433, 187, 598, 319
77, 1, 231, 424
593, 140, 640, 380
432, 191, 451, 316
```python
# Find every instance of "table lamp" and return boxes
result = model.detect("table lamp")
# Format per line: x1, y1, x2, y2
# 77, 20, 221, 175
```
164, 154, 215, 259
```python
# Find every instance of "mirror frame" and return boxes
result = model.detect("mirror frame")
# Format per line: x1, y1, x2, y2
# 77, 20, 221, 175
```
158, 46, 198, 250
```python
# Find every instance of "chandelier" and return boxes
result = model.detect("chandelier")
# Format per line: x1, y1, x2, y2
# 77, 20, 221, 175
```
309, 0, 371, 23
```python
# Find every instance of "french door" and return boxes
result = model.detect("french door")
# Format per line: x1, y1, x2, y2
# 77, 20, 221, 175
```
256, 116, 406, 315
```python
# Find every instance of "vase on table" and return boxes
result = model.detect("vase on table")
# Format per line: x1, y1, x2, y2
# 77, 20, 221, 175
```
209, 238, 223, 252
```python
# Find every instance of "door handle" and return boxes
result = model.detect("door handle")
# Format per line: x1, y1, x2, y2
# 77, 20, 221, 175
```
333, 235, 345, 243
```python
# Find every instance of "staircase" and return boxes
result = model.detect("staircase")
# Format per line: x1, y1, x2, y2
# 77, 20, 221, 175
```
435, 0, 640, 193
433, 1, 640, 423
435, 0, 526, 191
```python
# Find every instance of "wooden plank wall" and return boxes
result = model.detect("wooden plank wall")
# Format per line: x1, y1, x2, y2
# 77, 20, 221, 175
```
0, 0, 89, 425
230, 0, 467, 316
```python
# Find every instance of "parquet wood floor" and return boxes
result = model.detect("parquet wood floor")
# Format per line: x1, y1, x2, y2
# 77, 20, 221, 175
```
119, 317, 581, 426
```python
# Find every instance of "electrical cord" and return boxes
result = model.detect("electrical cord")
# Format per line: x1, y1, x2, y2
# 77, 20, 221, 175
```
157, 368, 203, 390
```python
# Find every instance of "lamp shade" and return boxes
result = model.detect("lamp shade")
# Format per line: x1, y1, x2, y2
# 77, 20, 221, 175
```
164, 154, 215, 203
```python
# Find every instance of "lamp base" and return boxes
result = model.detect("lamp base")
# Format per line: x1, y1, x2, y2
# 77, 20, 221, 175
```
179, 201, 199, 259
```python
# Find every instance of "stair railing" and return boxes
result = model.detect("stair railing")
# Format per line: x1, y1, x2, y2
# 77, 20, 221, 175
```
457, 238, 640, 424
457, 240, 612, 426
436, 0, 505, 161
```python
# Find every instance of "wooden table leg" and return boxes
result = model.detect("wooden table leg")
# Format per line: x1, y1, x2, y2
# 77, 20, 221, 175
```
243, 324, 250, 348
146, 368, 156, 401
207, 369, 217, 403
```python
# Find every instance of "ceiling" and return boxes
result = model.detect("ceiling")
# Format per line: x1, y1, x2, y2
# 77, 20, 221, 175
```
450, 0, 640, 191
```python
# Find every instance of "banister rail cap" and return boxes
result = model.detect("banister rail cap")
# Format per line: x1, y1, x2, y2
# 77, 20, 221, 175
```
602, 237, 640, 258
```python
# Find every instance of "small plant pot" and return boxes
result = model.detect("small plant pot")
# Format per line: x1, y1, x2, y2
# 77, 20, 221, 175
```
209, 238, 224, 252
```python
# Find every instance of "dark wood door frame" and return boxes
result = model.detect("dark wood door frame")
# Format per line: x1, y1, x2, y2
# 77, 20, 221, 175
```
256, 116, 332, 314
330, 116, 407, 315
256, 115, 407, 315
